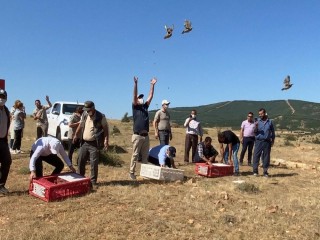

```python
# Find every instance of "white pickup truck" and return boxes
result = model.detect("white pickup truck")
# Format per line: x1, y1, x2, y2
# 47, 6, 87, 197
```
47, 101, 84, 144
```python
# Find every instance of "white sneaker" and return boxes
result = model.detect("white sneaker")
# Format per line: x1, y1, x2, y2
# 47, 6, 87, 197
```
10, 149, 15, 154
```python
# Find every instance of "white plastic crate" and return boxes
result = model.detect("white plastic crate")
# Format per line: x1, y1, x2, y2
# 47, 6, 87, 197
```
140, 164, 184, 181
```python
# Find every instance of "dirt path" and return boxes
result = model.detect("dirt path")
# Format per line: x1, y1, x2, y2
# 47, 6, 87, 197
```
285, 99, 295, 114
215, 101, 233, 109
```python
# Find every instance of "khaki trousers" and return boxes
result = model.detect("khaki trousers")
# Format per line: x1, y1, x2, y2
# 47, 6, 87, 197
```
129, 134, 149, 174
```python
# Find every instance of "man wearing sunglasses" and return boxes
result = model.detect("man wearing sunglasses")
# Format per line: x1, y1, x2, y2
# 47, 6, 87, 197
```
73, 101, 109, 189
239, 112, 256, 166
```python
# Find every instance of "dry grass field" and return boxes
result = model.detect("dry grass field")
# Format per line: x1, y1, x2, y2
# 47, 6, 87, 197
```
1, 117, 320, 240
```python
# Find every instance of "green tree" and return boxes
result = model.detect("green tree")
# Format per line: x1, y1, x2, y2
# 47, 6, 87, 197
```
121, 112, 130, 122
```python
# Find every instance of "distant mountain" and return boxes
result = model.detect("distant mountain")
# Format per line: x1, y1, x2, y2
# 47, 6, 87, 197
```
148, 100, 320, 132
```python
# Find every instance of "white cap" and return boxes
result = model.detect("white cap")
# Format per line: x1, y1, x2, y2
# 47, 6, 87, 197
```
162, 99, 170, 105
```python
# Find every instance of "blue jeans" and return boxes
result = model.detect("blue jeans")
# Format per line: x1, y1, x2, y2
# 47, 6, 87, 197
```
223, 143, 240, 173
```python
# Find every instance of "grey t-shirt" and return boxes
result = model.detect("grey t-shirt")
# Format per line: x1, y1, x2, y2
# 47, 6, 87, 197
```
68, 113, 81, 139
154, 110, 171, 131
13, 109, 25, 130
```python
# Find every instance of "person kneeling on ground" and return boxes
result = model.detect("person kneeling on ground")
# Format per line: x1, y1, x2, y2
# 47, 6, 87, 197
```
194, 136, 218, 164
29, 136, 76, 181
148, 145, 177, 168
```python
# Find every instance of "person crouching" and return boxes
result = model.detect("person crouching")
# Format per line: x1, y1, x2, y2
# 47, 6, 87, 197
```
29, 136, 76, 181
148, 145, 177, 168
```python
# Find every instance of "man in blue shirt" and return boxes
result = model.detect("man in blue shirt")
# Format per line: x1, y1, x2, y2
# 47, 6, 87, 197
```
148, 145, 177, 168
252, 108, 275, 177
129, 76, 157, 180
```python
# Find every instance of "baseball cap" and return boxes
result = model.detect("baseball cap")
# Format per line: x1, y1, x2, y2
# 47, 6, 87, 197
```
83, 101, 95, 111
0, 89, 7, 99
162, 99, 170, 105
168, 146, 176, 158
137, 94, 144, 99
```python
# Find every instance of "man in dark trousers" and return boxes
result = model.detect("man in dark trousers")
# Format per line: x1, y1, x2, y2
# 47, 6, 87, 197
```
0, 88, 12, 194
252, 108, 275, 177
74, 101, 109, 188
29, 136, 76, 180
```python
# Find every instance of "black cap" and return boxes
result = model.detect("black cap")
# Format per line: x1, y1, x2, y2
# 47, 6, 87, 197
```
137, 94, 144, 99
0, 89, 7, 99
83, 101, 95, 111
168, 146, 176, 158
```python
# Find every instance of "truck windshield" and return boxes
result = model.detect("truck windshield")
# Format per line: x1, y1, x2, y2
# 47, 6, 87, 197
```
62, 104, 83, 115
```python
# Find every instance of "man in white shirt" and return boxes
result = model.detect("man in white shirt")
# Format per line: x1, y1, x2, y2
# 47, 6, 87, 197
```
29, 136, 76, 181
183, 110, 203, 163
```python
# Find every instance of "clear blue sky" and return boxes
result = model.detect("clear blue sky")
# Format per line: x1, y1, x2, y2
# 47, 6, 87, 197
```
1, 0, 320, 119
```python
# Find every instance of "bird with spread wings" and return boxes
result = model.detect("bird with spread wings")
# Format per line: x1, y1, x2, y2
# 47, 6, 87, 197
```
182, 20, 192, 34
281, 75, 293, 91
164, 25, 174, 39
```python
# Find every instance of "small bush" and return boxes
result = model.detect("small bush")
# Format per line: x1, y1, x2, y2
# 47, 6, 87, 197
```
112, 126, 121, 135
283, 139, 295, 146
311, 137, 320, 144
121, 112, 130, 123
235, 182, 259, 194
99, 151, 124, 167
284, 135, 297, 141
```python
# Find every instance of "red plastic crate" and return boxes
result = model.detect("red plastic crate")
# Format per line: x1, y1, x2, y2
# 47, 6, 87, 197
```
29, 172, 91, 202
195, 163, 234, 177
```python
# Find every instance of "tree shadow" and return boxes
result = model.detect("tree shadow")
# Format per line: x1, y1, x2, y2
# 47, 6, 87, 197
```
108, 145, 127, 154
98, 178, 184, 187
240, 171, 255, 176
271, 172, 299, 178
99, 151, 124, 167
6, 190, 29, 197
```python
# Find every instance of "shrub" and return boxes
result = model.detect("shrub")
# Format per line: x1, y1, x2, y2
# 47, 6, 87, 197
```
284, 135, 297, 141
99, 151, 124, 167
121, 112, 130, 123
112, 126, 121, 135
311, 137, 320, 144
283, 139, 295, 146
235, 182, 259, 194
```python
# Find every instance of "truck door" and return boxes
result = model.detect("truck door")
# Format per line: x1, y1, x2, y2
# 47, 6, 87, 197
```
47, 103, 61, 137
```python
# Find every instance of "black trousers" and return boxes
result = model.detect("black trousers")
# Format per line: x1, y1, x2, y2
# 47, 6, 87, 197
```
30, 151, 64, 177
12, 129, 23, 151
239, 136, 255, 163
0, 139, 12, 185
184, 134, 198, 162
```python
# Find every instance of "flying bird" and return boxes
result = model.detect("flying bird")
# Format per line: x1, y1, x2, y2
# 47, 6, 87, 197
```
281, 75, 293, 91
164, 25, 174, 39
182, 19, 192, 34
